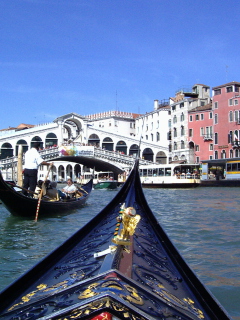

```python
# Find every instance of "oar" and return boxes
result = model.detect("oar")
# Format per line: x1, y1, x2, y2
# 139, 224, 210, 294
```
7, 182, 38, 196
77, 186, 88, 194
35, 163, 53, 222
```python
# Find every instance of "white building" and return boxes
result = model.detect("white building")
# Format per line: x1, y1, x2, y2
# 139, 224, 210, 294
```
169, 84, 211, 163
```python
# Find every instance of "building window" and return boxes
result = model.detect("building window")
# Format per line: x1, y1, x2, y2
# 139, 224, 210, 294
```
146, 125, 148, 131
235, 99, 239, 106
151, 133, 153, 141
200, 113, 204, 120
146, 135, 148, 140
181, 140, 185, 149
196, 156, 200, 163
181, 126, 185, 136
200, 127, 204, 136
215, 151, 218, 159
234, 130, 238, 141
235, 85, 240, 92
168, 119, 171, 128
201, 101, 205, 106
228, 131, 233, 143
156, 120, 159, 129
172, 105, 176, 111
173, 128, 177, 137
195, 114, 199, 121
214, 102, 218, 109
235, 110, 240, 123
195, 145, 199, 151
156, 132, 160, 141
229, 111, 233, 122
180, 112, 184, 121
209, 144, 213, 150
189, 128, 193, 137
221, 150, 226, 159
214, 113, 218, 124
180, 102, 184, 108
230, 149, 233, 158
235, 149, 239, 157
214, 132, 218, 144
209, 155, 213, 160
214, 89, 221, 95
174, 142, 177, 150
226, 86, 233, 93
229, 99, 233, 106
209, 112, 213, 119
189, 115, 193, 121
173, 115, 177, 123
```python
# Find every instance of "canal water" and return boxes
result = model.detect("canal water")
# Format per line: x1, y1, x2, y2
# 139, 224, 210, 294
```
0, 186, 239, 319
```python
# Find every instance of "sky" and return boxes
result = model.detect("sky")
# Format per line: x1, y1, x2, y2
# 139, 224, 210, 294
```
0, 0, 240, 129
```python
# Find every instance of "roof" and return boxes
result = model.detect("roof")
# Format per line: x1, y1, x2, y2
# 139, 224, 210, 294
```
16, 123, 35, 129
212, 81, 240, 90
189, 102, 212, 113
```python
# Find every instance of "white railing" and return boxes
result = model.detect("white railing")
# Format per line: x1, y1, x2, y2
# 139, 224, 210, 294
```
0, 145, 154, 171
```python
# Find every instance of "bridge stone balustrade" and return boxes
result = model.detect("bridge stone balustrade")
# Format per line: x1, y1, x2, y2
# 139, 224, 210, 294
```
0, 146, 154, 171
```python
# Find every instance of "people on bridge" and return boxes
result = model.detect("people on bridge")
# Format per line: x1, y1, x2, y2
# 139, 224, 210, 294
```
22, 142, 53, 197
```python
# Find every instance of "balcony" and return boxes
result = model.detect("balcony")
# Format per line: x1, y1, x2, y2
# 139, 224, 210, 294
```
203, 134, 213, 141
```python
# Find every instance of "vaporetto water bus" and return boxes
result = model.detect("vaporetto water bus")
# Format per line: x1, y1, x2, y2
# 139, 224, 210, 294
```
201, 158, 240, 186
139, 163, 200, 188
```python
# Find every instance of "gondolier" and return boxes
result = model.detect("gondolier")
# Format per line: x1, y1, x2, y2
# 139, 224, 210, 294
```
23, 142, 52, 197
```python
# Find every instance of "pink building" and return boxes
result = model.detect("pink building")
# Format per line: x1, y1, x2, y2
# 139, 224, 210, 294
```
212, 81, 240, 159
188, 103, 213, 163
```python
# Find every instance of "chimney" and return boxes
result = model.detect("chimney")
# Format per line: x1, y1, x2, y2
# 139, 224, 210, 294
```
154, 100, 159, 110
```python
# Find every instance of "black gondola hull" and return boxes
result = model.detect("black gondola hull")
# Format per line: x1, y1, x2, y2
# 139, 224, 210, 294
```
0, 171, 93, 217
0, 161, 231, 319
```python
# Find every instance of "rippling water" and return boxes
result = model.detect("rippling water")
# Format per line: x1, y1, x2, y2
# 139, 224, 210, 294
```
0, 186, 239, 319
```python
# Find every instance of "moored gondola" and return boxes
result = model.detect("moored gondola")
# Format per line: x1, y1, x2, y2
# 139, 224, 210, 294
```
0, 160, 231, 319
0, 171, 93, 217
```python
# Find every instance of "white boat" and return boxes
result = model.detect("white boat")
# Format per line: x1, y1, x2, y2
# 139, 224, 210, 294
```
139, 163, 201, 188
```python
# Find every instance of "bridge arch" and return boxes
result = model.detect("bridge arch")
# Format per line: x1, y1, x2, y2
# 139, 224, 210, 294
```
46, 133, 58, 147
156, 151, 167, 164
16, 139, 28, 155
31, 136, 43, 149
88, 134, 100, 147
58, 165, 65, 182
142, 147, 154, 161
74, 164, 81, 179
64, 118, 82, 138
116, 140, 127, 154
0, 142, 13, 159
129, 144, 139, 157
102, 137, 113, 151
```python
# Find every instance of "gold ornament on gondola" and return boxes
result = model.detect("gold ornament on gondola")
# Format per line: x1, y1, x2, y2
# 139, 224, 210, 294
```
112, 203, 140, 246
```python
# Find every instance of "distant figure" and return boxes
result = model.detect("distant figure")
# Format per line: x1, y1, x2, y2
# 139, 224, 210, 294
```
61, 178, 78, 198
46, 181, 59, 201
23, 142, 52, 197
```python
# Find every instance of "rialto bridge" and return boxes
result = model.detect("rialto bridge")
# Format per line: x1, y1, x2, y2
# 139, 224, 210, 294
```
0, 113, 169, 181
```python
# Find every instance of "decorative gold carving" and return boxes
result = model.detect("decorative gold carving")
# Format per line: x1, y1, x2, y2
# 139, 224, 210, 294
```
78, 280, 143, 306
8, 283, 48, 311
112, 204, 140, 246
57, 297, 147, 320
